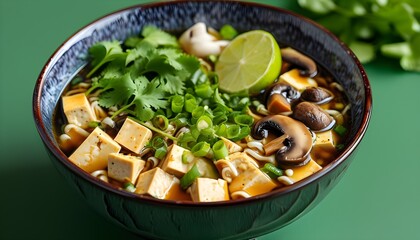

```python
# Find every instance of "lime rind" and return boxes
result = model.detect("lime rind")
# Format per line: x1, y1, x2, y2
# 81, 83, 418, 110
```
216, 30, 281, 95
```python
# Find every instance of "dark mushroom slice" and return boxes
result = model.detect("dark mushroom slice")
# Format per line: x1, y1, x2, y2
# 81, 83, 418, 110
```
301, 87, 334, 104
264, 83, 300, 114
281, 47, 317, 78
251, 115, 313, 168
292, 102, 335, 131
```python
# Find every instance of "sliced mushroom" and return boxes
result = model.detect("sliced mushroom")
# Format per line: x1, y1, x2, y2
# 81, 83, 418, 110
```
292, 102, 335, 131
251, 115, 313, 168
179, 22, 229, 58
264, 83, 300, 114
301, 87, 334, 104
281, 47, 317, 78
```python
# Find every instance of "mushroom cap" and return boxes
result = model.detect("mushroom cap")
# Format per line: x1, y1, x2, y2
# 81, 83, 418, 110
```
292, 102, 335, 131
251, 115, 313, 168
281, 47, 317, 78
301, 87, 333, 104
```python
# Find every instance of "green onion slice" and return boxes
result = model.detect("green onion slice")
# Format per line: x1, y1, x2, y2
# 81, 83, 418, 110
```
171, 95, 184, 113
123, 182, 136, 192
212, 140, 228, 160
196, 115, 213, 131
261, 163, 283, 179
180, 164, 202, 190
191, 141, 211, 157
334, 125, 347, 136
152, 115, 169, 131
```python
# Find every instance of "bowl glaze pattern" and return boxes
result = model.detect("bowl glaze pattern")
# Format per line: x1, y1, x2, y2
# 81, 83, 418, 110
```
33, 1, 372, 239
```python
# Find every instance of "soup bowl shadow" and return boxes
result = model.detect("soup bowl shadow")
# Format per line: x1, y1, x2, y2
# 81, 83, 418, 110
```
33, 1, 372, 239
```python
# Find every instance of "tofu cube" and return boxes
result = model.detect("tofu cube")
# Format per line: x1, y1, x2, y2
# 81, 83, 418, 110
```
114, 118, 152, 154
279, 69, 317, 91
135, 167, 178, 199
224, 152, 277, 196
108, 153, 146, 184
189, 178, 229, 202
289, 159, 322, 183
314, 130, 336, 152
229, 165, 277, 196
220, 137, 243, 155
69, 127, 121, 173
312, 130, 337, 163
62, 93, 96, 129
161, 144, 190, 178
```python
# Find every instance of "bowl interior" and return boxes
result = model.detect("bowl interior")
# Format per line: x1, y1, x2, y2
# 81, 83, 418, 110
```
34, 0, 371, 204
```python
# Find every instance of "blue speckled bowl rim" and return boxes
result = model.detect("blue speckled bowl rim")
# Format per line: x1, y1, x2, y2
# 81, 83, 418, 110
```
33, 0, 372, 207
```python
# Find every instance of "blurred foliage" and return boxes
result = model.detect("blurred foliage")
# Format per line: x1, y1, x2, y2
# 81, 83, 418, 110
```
296, 0, 420, 72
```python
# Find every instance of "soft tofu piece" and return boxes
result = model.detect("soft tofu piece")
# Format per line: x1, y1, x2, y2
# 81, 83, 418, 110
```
229, 165, 277, 196
289, 159, 322, 183
108, 153, 146, 184
314, 130, 336, 152
69, 127, 121, 173
189, 178, 229, 202
312, 130, 337, 163
161, 144, 190, 178
279, 69, 317, 91
114, 118, 152, 154
135, 167, 178, 199
220, 137, 243, 155
62, 93, 96, 129
161, 144, 220, 179
225, 152, 277, 196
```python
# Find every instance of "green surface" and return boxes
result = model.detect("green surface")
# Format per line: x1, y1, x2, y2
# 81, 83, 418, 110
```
0, 0, 419, 239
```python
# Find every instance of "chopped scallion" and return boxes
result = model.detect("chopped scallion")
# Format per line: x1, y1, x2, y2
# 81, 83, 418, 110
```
191, 141, 211, 157
334, 125, 347, 137
152, 115, 169, 131
212, 140, 228, 160
180, 164, 201, 190
123, 182, 136, 192
261, 163, 283, 179
171, 95, 184, 113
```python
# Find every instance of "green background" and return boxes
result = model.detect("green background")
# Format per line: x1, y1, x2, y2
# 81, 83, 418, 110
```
1, 0, 419, 239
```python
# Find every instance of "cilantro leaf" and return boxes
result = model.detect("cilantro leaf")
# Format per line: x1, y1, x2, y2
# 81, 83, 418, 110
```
97, 73, 136, 108
87, 41, 126, 77
130, 77, 168, 121
141, 25, 179, 47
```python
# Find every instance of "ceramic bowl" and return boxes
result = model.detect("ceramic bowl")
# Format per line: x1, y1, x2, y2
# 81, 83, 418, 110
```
33, 1, 372, 239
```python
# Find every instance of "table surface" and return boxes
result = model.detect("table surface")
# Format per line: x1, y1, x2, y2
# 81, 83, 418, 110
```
1, 0, 419, 239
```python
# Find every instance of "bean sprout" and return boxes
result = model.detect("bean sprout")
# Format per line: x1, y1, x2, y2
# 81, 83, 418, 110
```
101, 117, 115, 128
277, 176, 294, 185
247, 141, 265, 153
285, 169, 294, 177
244, 148, 276, 164
256, 104, 270, 115
330, 82, 344, 92
231, 191, 251, 199
91, 101, 108, 120
147, 156, 159, 168
215, 159, 238, 183
64, 124, 90, 137
91, 170, 109, 183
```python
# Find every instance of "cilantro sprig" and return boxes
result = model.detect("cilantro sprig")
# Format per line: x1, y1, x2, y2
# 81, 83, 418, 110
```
85, 26, 200, 121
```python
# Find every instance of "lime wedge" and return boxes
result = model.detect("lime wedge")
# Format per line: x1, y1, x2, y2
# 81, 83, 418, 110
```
215, 30, 281, 95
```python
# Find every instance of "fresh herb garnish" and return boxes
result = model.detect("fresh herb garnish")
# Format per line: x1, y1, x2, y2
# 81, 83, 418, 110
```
297, 0, 420, 71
